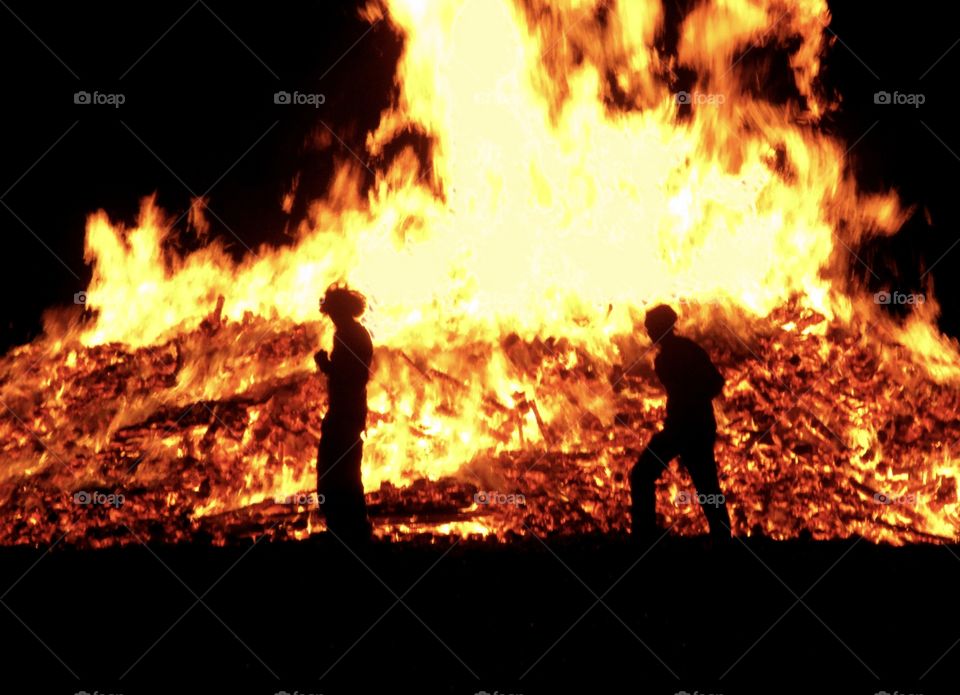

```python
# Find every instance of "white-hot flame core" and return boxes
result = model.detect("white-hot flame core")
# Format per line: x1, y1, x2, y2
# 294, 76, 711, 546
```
81, 0, 907, 354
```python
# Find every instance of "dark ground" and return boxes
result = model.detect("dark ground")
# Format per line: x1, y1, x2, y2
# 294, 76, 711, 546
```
3, 534, 960, 694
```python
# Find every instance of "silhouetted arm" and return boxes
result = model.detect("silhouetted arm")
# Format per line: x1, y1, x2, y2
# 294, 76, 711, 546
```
695, 344, 724, 399
315, 349, 331, 373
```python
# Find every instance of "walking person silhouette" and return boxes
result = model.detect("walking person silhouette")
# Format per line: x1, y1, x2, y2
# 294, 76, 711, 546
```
315, 284, 374, 542
630, 304, 731, 541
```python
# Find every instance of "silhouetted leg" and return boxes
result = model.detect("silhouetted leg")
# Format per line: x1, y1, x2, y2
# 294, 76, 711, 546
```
630, 429, 681, 539
682, 431, 731, 539
318, 423, 370, 543
339, 436, 371, 541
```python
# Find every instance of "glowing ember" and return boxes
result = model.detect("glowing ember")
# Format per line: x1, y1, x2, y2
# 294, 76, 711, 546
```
1, 0, 958, 546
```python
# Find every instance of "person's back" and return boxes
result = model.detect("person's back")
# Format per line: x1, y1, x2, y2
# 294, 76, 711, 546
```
654, 333, 724, 428
326, 319, 373, 424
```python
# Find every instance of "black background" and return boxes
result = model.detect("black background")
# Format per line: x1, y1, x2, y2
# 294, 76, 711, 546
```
0, 0, 958, 350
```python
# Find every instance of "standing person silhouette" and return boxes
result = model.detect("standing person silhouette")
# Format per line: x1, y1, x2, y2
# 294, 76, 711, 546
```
315, 284, 374, 542
630, 304, 731, 541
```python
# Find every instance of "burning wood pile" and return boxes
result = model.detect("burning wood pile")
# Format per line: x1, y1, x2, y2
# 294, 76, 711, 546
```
1, 297, 957, 547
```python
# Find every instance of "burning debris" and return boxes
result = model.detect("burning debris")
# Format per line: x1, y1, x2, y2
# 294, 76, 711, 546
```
1, 299, 957, 547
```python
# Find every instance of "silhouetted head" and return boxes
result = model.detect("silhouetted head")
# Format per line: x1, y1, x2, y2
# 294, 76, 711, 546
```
320, 284, 366, 326
644, 304, 678, 343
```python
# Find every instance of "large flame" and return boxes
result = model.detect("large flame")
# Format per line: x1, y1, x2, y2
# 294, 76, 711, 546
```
3, 0, 959, 545
84, 0, 904, 348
